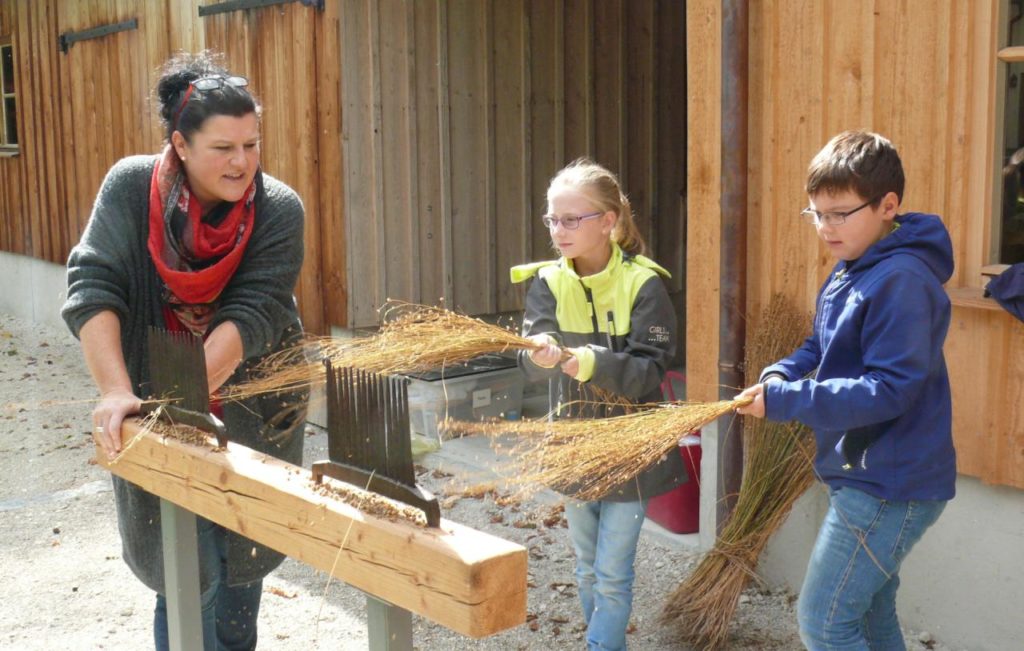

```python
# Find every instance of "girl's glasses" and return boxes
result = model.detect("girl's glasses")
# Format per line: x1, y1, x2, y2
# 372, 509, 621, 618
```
174, 75, 250, 129
541, 211, 603, 230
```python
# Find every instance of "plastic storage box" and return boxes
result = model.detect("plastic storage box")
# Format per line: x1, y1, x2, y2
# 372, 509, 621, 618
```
405, 355, 525, 440
646, 433, 702, 534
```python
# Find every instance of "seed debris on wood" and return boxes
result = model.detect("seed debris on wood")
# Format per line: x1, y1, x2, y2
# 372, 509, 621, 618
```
311, 477, 428, 527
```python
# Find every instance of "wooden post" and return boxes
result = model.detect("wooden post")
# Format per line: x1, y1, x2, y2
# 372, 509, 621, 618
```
96, 420, 527, 639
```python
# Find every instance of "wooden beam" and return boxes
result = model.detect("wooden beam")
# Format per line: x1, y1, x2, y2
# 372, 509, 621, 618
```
96, 420, 527, 639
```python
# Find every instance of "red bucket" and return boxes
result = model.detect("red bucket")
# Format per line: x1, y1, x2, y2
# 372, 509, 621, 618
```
647, 433, 701, 534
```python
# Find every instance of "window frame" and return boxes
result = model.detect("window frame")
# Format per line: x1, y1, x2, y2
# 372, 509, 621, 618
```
0, 34, 17, 155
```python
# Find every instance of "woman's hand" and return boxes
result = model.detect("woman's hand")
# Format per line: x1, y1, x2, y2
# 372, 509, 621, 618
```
527, 334, 562, 369
92, 389, 143, 459
735, 383, 766, 419
79, 310, 141, 459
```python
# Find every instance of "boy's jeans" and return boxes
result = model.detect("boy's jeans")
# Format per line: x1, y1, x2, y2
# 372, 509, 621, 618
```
564, 498, 648, 651
153, 518, 263, 651
798, 486, 946, 651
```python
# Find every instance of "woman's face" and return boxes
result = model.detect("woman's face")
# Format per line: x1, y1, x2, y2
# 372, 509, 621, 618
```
172, 112, 260, 211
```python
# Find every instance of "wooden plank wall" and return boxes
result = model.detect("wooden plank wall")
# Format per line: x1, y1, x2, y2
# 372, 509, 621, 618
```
687, 0, 1024, 488
55, 1, 167, 242
0, 0, 327, 334
340, 0, 687, 328
197, 1, 327, 334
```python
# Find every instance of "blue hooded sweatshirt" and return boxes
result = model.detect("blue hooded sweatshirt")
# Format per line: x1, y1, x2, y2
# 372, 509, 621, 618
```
762, 212, 956, 501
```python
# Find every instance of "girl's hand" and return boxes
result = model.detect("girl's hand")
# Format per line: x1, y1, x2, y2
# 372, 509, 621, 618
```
735, 383, 766, 419
92, 389, 143, 459
560, 355, 579, 378
527, 334, 562, 368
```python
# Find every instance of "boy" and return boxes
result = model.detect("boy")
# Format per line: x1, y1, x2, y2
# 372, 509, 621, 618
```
737, 130, 956, 651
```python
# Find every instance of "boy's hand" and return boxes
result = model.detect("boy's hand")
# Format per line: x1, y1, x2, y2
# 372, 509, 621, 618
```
735, 384, 766, 419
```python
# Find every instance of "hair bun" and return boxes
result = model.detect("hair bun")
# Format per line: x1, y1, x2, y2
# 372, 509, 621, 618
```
155, 51, 228, 120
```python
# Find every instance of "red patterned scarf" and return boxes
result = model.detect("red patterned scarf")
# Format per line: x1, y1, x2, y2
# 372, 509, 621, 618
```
147, 145, 257, 336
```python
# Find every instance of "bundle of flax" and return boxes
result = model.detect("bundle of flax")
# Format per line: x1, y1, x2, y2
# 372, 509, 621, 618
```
442, 398, 748, 502
223, 301, 547, 402
660, 294, 816, 650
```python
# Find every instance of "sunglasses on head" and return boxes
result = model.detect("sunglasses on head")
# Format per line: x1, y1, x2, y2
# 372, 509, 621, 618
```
173, 75, 250, 130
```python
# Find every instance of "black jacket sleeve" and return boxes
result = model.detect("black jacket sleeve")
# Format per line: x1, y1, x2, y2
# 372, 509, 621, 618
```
517, 275, 564, 381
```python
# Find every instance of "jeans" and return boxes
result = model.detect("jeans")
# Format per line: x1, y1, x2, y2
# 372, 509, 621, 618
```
798, 486, 946, 651
154, 518, 263, 651
564, 498, 648, 651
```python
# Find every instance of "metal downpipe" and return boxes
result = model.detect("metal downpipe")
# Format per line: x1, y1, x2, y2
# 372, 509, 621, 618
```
717, 0, 748, 530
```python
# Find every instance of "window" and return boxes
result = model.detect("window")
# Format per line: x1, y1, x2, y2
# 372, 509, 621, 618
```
0, 36, 16, 152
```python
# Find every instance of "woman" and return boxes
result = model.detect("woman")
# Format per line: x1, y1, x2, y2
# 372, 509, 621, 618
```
62, 51, 307, 650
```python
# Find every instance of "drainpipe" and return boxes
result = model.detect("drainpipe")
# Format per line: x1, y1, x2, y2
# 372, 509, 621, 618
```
717, 0, 748, 531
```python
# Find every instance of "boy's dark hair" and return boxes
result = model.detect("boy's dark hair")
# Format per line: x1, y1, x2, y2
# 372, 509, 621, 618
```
155, 50, 259, 143
806, 130, 905, 204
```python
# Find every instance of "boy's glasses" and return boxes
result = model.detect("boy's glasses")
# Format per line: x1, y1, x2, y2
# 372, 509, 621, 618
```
541, 211, 603, 230
174, 75, 250, 129
801, 196, 880, 226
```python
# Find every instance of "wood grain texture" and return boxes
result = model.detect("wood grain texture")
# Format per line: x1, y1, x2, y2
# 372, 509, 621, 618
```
97, 420, 528, 638
686, 0, 1020, 486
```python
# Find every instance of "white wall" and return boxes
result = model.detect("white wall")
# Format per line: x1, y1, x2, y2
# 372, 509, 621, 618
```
0, 252, 67, 331
758, 476, 1024, 651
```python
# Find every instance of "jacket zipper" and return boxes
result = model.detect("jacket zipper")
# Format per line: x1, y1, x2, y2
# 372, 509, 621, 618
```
581, 283, 601, 343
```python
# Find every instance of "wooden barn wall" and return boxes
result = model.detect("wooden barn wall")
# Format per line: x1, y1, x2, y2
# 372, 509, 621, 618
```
687, 0, 1023, 488
0, 0, 159, 262
0, 0, 329, 334
339, 0, 687, 328
192, 0, 330, 334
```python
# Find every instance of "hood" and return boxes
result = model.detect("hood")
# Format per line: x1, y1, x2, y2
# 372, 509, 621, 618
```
848, 212, 954, 283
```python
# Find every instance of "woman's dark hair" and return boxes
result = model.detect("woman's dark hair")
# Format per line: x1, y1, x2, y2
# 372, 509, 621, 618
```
156, 50, 259, 142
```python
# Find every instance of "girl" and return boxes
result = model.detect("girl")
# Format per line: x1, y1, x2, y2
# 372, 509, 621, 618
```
62, 51, 307, 650
511, 158, 687, 651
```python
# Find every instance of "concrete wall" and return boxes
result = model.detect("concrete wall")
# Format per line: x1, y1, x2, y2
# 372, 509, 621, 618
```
0, 252, 67, 331
757, 476, 1024, 651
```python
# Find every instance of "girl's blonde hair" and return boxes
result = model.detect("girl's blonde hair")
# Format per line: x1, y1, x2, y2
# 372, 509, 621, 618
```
547, 158, 647, 256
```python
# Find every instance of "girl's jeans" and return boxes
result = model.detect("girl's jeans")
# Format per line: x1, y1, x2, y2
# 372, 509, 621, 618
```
153, 518, 263, 651
798, 486, 946, 651
564, 498, 648, 651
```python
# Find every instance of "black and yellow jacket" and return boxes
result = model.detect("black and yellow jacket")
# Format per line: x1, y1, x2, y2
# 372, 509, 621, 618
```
511, 243, 687, 502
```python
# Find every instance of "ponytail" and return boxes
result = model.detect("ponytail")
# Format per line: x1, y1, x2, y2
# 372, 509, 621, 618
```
613, 195, 647, 256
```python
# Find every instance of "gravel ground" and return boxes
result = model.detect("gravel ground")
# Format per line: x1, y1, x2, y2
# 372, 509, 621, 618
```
0, 313, 957, 650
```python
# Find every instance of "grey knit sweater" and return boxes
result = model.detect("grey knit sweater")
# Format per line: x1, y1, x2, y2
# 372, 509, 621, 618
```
62, 154, 308, 592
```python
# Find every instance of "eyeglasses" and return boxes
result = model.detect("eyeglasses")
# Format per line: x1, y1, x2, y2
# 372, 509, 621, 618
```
800, 196, 880, 227
541, 211, 603, 230
173, 75, 250, 130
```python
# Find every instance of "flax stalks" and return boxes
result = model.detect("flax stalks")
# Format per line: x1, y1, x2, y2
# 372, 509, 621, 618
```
221, 301, 550, 402
660, 294, 816, 650
442, 398, 748, 501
